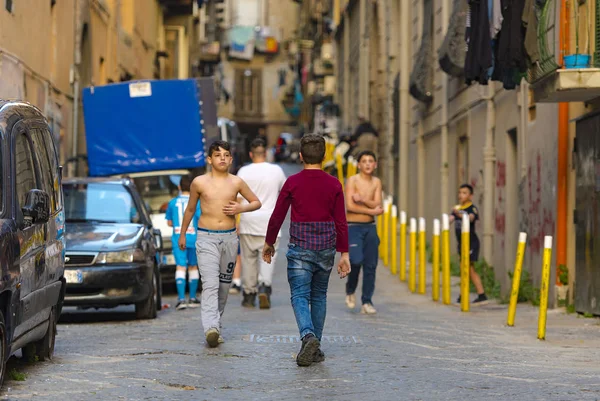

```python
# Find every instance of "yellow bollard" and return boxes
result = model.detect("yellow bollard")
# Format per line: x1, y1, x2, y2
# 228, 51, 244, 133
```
432, 219, 440, 302
391, 206, 398, 275
400, 211, 407, 281
383, 200, 391, 267
538, 236, 553, 340
335, 151, 344, 191
409, 218, 417, 293
441, 214, 451, 305
460, 213, 470, 312
507, 232, 528, 327
418, 218, 427, 294
346, 156, 354, 178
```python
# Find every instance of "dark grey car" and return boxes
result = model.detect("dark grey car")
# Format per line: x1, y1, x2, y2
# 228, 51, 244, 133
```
62, 178, 163, 319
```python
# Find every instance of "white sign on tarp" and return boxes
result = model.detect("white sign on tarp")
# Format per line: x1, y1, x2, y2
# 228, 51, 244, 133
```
129, 82, 152, 98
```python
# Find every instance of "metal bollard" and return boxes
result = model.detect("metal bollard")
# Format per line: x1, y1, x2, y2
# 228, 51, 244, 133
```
432, 219, 440, 302
335, 151, 344, 191
409, 218, 417, 293
442, 214, 451, 305
460, 213, 470, 312
418, 217, 426, 294
383, 199, 391, 267
391, 206, 398, 275
400, 211, 407, 281
538, 236, 553, 340
507, 232, 528, 327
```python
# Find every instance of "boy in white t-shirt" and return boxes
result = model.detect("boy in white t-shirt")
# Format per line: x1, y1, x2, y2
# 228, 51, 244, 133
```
237, 137, 287, 309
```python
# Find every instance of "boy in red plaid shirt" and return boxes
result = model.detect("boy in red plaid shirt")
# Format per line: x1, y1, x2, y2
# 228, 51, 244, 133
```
263, 134, 350, 367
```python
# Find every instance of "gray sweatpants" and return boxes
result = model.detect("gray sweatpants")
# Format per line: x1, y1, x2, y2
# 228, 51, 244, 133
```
196, 229, 238, 334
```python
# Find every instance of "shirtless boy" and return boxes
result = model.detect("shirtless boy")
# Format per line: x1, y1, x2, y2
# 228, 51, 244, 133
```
344, 151, 384, 314
178, 140, 261, 347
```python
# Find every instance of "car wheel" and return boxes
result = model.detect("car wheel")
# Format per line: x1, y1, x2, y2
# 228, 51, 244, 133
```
0, 312, 7, 388
22, 307, 56, 362
135, 271, 157, 320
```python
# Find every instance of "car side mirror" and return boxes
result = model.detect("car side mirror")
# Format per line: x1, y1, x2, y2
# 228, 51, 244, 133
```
22, 189, 50, 228
152, 228, 163, 251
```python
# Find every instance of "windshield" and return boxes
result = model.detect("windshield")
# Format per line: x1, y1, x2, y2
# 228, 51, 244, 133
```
133, 175, 182, 213
63, 183, 140, 224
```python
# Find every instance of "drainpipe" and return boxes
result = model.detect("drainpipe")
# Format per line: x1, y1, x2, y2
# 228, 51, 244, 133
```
359, 0, 369, 119
440, 0, 450, 216
343, 13, 350, 129
398, 0, 410, 213
384, 0, 393, 194
70, 0, 80, 177
556, 0, 569, 285
417, 119, 425, 218
482, 85, 496, 263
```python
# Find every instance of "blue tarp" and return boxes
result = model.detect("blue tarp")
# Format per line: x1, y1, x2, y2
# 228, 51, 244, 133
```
83, 79, 206, 176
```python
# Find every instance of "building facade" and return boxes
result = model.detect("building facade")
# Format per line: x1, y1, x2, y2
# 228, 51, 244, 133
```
332, 0, 600, 308
0, 0, 195, 176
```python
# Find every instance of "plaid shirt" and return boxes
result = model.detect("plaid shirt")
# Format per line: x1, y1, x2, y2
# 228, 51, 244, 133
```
289, 221, 336, 251
265, 169, 349, 252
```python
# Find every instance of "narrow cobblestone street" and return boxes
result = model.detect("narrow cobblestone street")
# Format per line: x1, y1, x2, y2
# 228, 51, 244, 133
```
3, 198, 600, 400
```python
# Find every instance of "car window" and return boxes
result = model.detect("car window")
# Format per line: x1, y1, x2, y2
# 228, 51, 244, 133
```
63, 183, 140, 224
15, 132, 39, 209
40, 128, 62, 210
133, 175, 181, 213
30, 128, 56, 212
0, 142, 3, 211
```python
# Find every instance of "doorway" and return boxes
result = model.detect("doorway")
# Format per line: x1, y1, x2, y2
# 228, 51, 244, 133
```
505, 128, 519, 267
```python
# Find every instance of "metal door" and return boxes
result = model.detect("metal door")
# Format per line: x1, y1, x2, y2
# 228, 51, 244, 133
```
574, 113, 600, 315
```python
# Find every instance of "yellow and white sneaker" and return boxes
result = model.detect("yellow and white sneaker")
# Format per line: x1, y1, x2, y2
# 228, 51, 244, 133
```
345, 294, 356, 309
361, 303, 377, 315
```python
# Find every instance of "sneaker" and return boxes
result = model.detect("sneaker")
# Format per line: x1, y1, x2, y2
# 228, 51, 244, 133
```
296, 334, 320, 367
473, 293, 489, 305
456, 295, 461, 304
258, 285, 271, 309
361, 303, 377, 314
242, 292, 256, 308
176, 300, 187, 310
313, 349, 325, 363
205, 328, 220, 348
345, 294, 356, 309
188, 298, 201, 308
229, 284, 241, 295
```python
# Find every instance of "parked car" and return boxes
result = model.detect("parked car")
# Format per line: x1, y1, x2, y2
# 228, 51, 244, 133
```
0, 101, 66, 386
62, 178, 163, 319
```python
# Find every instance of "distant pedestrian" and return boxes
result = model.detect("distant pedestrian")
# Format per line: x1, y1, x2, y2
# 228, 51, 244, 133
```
449, 184, 488, 305
350, 116, 379, 157
237, 137, 286, 309
344, 151, 384, 314
165, 175, 201, 310
229, 246, 242, 294
178, 140, 262, 347
263, 134, 350, 367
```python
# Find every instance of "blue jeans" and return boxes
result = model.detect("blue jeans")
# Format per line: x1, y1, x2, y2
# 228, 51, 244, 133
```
286, 244, 336, 341
346, 223, 379, 305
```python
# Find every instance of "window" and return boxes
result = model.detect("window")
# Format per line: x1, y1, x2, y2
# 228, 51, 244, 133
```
457, 135, 469, 184
40, 128, 62, 210
5, 0, 13, 13
15, 133, 38, 209
63, 183, 139, 224
234, 69, 263, 117
30, 129, 56, 212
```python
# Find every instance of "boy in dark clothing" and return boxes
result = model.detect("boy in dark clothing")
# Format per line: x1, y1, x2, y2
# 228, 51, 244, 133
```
449, 184, 488, 304
263, 134, 350, 367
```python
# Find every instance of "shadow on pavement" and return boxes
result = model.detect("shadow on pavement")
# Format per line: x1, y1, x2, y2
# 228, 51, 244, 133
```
58, 306, 138, 324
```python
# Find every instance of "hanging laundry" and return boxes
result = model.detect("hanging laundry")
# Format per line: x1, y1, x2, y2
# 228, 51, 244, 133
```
490, 0, 503, 39
228, 26, 256, 60
492, 0, 528, 90
522, 0, 540, 64
465, 0, 493, 85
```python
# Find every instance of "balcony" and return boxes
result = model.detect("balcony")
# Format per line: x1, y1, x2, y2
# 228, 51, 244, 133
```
159, 0, 194, 16
529, 0, 600, 103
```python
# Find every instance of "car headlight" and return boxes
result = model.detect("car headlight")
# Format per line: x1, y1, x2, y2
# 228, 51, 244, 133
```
97, 249, 146, 264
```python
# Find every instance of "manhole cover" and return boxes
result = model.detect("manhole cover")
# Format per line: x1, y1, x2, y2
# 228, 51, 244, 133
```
242, 335, 361, 344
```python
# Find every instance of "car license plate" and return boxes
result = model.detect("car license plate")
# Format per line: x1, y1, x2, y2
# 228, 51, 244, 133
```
65, 270, 83, 284
163, 254, 176, 265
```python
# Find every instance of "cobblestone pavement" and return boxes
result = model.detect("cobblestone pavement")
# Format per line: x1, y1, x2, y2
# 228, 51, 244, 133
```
4, 164, 600, 400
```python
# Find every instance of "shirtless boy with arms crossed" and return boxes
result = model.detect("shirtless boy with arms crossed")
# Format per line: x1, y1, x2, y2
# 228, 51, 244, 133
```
344, 151, 384, 314
178, 140, 261, 347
